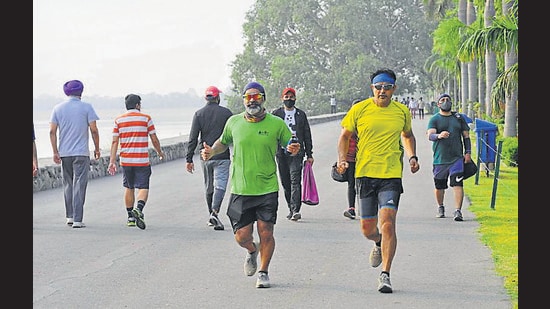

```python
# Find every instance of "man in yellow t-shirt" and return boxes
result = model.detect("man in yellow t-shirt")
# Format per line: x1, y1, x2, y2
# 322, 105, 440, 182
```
337, 68, 420, 294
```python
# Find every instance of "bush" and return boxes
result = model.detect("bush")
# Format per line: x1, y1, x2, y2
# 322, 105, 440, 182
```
499, 137, 519, 167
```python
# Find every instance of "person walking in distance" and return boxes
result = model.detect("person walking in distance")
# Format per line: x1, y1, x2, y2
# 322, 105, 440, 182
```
272, 87, 314, 221
336, 69, 420, 293
107, 94, 165, 229
201, 81, 300, 288
342, 99, 362, 220
49, 80, 100, 228
427, 94, 472, 221
417, 97, 425, 120
409, 97, 418, 119
186, 86, 233, 230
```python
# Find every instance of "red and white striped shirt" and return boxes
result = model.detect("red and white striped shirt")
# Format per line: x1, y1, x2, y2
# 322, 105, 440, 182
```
112, 109, 156, 166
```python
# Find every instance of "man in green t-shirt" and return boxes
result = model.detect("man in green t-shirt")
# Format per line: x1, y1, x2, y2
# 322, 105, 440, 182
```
426, 94, 472, 221
201, 81, 300, 289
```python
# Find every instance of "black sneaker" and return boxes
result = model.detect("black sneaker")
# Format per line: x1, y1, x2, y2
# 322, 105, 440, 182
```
286, 211, 293, 220
210, 213, 225, 230
343, 208, 356, 219
208, 214, 216, 226
132, 208, 146, 230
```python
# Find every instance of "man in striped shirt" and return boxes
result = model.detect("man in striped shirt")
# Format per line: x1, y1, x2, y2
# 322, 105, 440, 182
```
107, 94, 165, 229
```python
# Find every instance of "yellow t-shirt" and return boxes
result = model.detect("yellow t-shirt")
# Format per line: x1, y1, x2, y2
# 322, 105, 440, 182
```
341, 98, 412, 179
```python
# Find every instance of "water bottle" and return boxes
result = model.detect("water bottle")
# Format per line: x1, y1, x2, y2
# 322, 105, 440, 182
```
286, 135, 299, 154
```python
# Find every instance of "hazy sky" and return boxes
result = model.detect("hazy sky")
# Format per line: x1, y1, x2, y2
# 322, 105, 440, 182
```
33, 0, 256, 98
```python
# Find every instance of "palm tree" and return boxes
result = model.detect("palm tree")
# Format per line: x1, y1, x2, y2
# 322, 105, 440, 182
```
484, 0, 497, 118
458, 0, 518, 137
501, 0, 518, 137
466, 0, 478, 119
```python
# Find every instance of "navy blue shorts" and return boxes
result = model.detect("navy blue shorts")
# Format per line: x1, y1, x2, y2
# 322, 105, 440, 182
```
433, 159, 464, 189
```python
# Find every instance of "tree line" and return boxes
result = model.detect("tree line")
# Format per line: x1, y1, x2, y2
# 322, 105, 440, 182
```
224, 0, 518, 138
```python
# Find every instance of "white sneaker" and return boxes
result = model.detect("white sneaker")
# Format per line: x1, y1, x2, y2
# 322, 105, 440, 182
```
378, 272, 392, 293
72, 222, 86, 228
66, 218, 74, 226
369, 245, 382, 267
290, 212, 301, 221
256, 271, 270, 288
244, 242, 259, 276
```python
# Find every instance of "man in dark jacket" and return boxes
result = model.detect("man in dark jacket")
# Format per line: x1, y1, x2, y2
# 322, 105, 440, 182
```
272, 87, 314, 221
186, 86, 233, 230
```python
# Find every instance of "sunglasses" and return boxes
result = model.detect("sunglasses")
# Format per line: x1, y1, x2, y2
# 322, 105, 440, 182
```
282, 95, 296, 100
243, 93, 264, 102
372, 84, 395, 91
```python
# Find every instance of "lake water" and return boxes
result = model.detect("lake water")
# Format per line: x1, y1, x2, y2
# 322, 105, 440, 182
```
33, 107, 200, 159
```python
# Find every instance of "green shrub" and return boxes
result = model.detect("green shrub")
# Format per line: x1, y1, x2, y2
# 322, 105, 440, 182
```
498, 137, 519, 167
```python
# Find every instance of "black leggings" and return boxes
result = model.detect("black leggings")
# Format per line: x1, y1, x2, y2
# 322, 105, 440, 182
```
346, 161, 356, 208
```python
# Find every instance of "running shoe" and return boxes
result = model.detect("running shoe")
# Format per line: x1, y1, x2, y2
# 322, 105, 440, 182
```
66, 218, 74, 226
369, 245, 382, 268
127, 217, 136, 227
244, 241, 259, 276
256, 271, 270, 288
210, 213, 224, 230
437, 206, 445, 218
132, 208, 146, 230
378, 272, 393, 293
343, 208, 356, 219
290, 212, 301, 221
286, 211, 293, 220
72, 222, 86, 228
453, 209, 463, 221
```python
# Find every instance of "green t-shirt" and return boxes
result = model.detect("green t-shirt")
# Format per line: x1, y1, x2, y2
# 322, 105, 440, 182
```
221, 113, 293, 195
427, 112, 470, 165
341, 98, 412, 179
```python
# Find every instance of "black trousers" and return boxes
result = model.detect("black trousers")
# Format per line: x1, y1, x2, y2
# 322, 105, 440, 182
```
276, 152, 304, 213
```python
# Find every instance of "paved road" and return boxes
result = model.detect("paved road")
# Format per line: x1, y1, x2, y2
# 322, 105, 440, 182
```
33, 118, 512, 308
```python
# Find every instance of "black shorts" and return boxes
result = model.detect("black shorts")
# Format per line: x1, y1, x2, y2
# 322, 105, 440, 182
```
122, 165, 152, 189
356, 177, 403, 219
226, 192, 279, 233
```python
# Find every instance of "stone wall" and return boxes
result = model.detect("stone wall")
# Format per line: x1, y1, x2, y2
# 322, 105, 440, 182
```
32, 113, 345, 193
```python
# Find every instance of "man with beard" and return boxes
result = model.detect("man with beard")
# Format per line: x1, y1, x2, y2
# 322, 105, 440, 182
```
426, 94, 472, 221
201, 81, 300, 288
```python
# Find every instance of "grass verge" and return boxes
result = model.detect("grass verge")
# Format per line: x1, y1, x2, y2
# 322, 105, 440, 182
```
466, 160, 518, 308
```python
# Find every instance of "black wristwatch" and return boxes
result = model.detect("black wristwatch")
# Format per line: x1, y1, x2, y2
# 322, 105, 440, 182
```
408, 155, 418, 162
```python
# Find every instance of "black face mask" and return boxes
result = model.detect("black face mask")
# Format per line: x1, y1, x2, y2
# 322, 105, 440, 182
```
283, 100, 295, 108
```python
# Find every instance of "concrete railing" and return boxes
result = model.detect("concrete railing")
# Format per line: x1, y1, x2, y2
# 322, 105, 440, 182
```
33, 113, 345, 193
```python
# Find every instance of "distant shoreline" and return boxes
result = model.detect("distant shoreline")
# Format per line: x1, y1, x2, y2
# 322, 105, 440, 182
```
37, 134, 189, 168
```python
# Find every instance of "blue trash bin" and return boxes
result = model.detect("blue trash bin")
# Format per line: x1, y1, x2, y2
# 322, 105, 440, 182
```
474, 119, 497, 164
